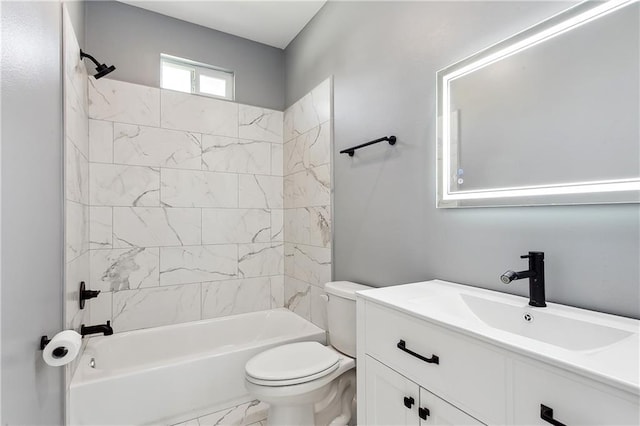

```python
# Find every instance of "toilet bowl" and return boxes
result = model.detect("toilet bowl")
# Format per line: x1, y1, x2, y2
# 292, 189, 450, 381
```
244, 281, 370, 426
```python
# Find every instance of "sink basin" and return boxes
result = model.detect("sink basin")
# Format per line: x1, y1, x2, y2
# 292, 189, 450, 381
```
356, 279, 640, 395
460, 293, 633, 351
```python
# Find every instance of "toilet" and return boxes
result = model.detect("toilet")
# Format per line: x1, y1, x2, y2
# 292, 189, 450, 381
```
245, 281, 371, 426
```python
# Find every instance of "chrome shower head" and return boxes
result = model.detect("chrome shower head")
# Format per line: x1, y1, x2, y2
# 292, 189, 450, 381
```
80, 50, 116, 79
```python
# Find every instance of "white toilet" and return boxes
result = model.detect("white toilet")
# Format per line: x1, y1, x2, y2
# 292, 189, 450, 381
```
245, 281, 370, 426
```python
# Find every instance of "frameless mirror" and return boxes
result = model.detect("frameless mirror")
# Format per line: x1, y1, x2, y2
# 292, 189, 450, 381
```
437, 0, 639, 208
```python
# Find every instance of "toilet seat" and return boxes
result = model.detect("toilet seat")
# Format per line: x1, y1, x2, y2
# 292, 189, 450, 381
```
245, 342, 341, 387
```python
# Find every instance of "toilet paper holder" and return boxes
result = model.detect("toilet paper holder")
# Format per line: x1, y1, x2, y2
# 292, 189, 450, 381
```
39, 335, 69, 358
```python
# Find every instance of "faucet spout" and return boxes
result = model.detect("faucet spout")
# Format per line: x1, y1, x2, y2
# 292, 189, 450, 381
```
81, 321, 113, 337
501, 251, 546, 307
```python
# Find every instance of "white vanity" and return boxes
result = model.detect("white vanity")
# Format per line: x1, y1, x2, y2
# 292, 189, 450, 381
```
356, 280, 640, 425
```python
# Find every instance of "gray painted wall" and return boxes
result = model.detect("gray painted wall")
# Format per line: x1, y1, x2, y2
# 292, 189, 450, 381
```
85, 0, 285, 110
65, 0, 85, 47
1, 1, 65, 424
285, 1, 640, 319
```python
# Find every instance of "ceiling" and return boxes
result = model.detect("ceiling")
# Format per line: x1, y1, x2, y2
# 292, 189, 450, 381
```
117, 1, 327, 49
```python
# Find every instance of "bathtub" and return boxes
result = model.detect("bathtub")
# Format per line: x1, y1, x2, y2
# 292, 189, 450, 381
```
69, 309, 326, 425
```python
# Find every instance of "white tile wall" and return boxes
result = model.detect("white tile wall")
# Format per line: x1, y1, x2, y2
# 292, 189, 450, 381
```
63, 6, 90, 385
86, 79, 286, 332
282, 78, 333, 329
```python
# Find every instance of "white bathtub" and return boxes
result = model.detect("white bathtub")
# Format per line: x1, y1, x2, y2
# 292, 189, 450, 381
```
69, 309, 326, 425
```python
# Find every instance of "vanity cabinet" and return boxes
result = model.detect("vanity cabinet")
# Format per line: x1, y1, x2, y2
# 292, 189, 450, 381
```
364, 355, 484, 426
357, 297, 640, 426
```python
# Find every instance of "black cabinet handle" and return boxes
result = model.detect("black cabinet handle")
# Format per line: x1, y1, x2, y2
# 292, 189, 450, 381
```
541, 404, 567, 426
419, 407, 430, 420
397, 340, 440, 364
403, 396, 415, 409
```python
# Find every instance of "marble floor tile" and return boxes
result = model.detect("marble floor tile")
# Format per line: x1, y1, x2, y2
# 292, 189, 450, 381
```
197, 400, 268, 426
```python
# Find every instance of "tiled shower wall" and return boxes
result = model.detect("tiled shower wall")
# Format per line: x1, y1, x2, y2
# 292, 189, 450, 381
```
282, 79, 333, 330
64, 5, 90, 343
85, 78, 285, 333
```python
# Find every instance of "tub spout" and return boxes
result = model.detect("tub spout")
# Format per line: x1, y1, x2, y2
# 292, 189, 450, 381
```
81, 321, 113, 337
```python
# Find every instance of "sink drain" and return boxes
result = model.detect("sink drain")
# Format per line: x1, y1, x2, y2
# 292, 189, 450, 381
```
523, 313, 534, 322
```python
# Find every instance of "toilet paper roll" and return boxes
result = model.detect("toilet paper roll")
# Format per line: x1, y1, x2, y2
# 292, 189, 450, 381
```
42, 330, 81, 367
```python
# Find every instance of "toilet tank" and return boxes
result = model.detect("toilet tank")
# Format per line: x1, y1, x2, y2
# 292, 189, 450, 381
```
324, 281, 371, 357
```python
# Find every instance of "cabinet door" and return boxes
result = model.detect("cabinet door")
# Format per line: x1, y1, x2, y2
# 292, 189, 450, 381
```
419, 388, 485, 426
365, 356, 420, 426
513, 360, 640, 426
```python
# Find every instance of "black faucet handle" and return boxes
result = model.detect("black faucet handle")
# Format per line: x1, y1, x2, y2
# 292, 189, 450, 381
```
520, 254, 530, 259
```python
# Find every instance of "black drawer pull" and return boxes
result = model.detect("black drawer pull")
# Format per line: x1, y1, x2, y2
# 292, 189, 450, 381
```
403, 396, 415, 409
397, 340, 440, 364
419, 407, 430, 420
541, 404, 566, 426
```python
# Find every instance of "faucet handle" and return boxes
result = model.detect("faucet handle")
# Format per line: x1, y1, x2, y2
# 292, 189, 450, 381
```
520, 254, 530, 259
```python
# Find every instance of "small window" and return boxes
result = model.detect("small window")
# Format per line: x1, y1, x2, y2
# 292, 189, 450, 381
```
161, 54, 234, 101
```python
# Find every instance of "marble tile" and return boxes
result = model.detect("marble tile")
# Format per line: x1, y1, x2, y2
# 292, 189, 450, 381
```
270, 275, 284, 308
311, 77, 332, 125
283, 78, 331, 142
89, 119, 113, 163
284, 166, 330, 209
160, 245, 237, 286
238, 104, 283, 143
172, 419, 200, 426
161, 90, 238, 136
113, 207, 201, 248
89, 206, 112, 249
238, 242, 284, 278
308, 206, 331, 248
202, 209, 270, 244
90, 247, 159, 292
202, 135, 271, 175
65, 79, 89, 159
292, 244, 331, 287
66, 201, 89, 261
284, 276, 311, 320
239, 175, 283, 209
284, 243, 295, 277
66, 138, 89, 204
112, 283, 201, 332
284, 208, 310, 245
88, 78, 160, 127
202, 277, 270, 319
161, 169, 238, 208
113, 123, 202, 170
89, 163, 160, 207
62, 8, 88, 113
307, 121, 331, 169
270, 143, 283, 177
88, 291, 113, 326
310, 285, 328, 330
305, 165, 331, 207
65, 251, 89, 328
283, 134, 308, 176
283, 174, 302, 209
198, 400, 268, 426
270, 209, 284, 242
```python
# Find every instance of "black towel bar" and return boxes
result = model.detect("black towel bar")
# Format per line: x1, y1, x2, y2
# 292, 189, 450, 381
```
340, 135, 396, 156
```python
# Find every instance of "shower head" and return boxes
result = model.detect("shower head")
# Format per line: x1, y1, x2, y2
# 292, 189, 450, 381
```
80, 50, 116, 79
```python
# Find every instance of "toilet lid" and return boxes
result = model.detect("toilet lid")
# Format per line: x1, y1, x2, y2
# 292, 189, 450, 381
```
245, 342, 340, 383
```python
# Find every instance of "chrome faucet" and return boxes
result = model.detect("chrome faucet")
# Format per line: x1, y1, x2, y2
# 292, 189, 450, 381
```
501, 251, 546, 307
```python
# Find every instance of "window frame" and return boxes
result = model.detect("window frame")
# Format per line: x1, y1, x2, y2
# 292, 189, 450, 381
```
160, 54, 235, 101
